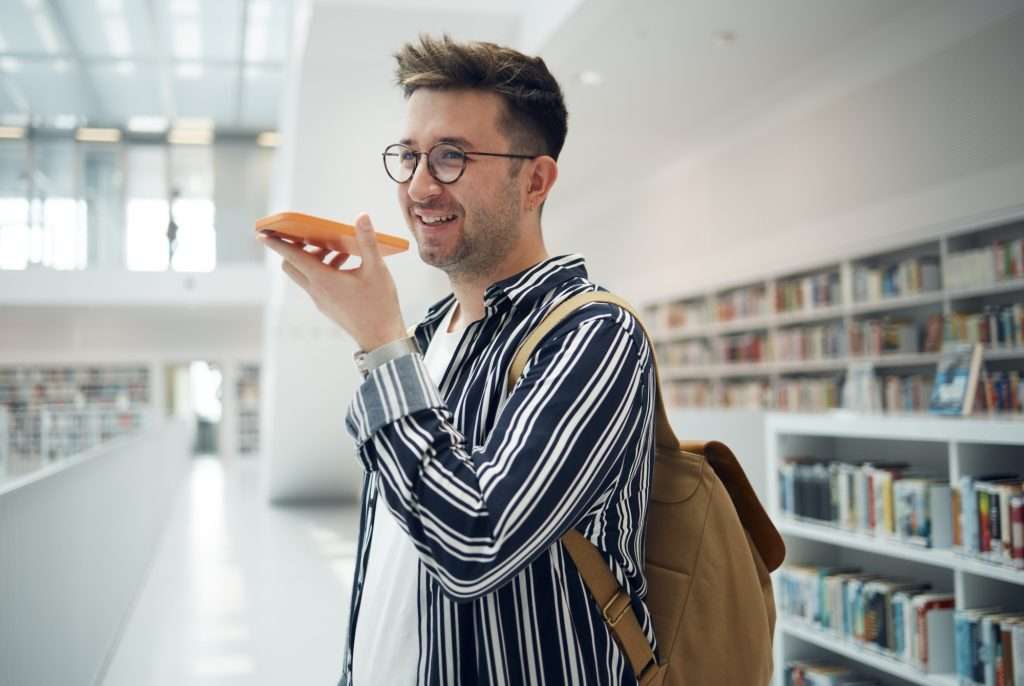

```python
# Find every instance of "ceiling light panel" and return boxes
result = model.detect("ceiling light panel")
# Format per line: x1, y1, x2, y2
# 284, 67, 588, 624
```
60, 0, 153, 59
0, 126, 27, 139
7, 60, 91, 119
88, 63, 162, 124
128, 116, 169, 133
76, 127, 122, 143
172, 20, 202, 60
32, 9, 63, 53
199, 0, 242, 62
174, 66, 236, 127
104, 16, 133, 57
0, 1, 48, 52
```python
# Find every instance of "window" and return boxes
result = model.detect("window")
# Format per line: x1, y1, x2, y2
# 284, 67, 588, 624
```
0, 141, 31, 270
124, 144, 169, 272
169, 145, 216, 272
32, 140, 87, 270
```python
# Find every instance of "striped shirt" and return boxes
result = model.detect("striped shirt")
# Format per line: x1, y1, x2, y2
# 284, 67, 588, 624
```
339, 254, 657, 686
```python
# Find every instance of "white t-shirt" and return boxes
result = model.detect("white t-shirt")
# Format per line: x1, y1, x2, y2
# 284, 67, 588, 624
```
352, 304, 463, 685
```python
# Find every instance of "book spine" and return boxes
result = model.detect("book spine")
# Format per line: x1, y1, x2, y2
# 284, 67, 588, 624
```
1012, 496, 1024, 567
980, 486, 993, 554
953, 485, 963, 548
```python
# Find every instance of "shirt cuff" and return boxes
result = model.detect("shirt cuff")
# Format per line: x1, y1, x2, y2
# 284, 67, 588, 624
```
345, 351, 444, 448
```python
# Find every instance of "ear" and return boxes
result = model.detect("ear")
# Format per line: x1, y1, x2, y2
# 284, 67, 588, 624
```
524, 156, 558, 212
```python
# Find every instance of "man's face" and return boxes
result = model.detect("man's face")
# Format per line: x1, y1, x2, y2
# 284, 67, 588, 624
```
397, 89, 526, 280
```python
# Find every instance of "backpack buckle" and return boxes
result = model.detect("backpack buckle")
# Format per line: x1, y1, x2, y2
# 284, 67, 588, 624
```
601, 591, 631, 628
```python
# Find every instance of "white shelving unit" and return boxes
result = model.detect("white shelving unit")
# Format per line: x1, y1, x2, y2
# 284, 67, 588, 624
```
766, 412, 1024, 686
646, 215, 1024, 413
237, 364, 260, 456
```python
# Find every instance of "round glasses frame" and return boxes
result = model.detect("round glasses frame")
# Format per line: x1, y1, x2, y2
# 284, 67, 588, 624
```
382, 142, 539, 185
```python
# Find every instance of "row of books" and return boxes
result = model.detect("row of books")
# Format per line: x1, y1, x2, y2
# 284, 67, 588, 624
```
945, 304, 1024, 350
972, 369, 1024, 413
955, 608, 1024, 686
776, 271, 842, 313
664, 381, 713, 408
852, 256, 941, 303
778, 458, 1024, 566
778, 564, 955, 673
719, 332, 770, 363
848, 317, 936, 357
784, 660, 879, 685
775, 322, 846, 362
880, 373, 934, 413
657, 341, 713, 367
957, 475, 1024, 567
945, 238, 1024, 291
648, 299, 707, 332
716, 285, 769, 322
778, 459, 955, 548
774, 377, 842, 412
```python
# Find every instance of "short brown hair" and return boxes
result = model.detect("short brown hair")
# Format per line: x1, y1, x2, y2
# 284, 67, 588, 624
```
394, 35, 568, 161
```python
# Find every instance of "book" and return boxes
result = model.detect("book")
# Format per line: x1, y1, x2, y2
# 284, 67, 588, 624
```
929, 343, 984, 415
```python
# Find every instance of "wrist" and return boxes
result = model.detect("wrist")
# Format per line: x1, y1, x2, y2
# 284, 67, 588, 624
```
354, 336, 418, 375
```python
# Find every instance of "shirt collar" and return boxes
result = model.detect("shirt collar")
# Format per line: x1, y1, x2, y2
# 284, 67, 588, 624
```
416, 254, 588, 346
483, 254, 588, 308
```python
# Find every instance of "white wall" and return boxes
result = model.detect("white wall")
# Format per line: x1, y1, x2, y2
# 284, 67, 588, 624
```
259, 2, 520, 503
544, 8, 1024, 306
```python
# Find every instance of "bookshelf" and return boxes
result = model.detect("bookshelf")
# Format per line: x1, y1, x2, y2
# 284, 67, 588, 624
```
0, 365, 152, 479
646, 216, 1024, 412
237, 364, 260, 456
766, 412, 1024, 686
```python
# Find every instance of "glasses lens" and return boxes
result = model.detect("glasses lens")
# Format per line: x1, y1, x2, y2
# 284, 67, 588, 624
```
384, 144, 416, 183
428, 144, 466, 183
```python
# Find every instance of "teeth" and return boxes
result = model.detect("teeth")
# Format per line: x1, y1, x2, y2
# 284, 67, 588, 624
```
421, 214, 456, 225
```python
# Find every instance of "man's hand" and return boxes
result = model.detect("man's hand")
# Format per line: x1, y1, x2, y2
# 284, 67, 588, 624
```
258, 213, 408, 352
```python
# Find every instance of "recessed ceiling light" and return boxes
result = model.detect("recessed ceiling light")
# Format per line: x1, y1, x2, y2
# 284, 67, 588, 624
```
128, 116, 169, 133
76, 127, 122, 143
579, 70, 603, 86
168, 128, 213, 145
0, 126, 27, 139
174, 116, 214, 131
256, 131, 279, 148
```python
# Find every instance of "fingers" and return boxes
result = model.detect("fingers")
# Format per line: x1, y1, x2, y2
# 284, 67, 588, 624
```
354, 213, 383, 268
327, 252, 351, 270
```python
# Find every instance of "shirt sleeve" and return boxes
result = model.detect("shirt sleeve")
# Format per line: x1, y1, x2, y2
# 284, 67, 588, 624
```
344, 306, 654, 601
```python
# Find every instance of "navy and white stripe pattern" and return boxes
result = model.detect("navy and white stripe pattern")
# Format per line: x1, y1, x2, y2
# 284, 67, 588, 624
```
340, 254, 657, 685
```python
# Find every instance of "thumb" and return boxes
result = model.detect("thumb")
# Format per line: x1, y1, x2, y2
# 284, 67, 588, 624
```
354, 213, 382, 267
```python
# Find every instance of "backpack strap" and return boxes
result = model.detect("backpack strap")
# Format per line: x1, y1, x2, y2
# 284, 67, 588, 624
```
507, 291, 666, 685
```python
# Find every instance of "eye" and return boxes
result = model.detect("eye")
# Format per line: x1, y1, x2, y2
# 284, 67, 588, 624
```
399, 150, 416, 162
439, 148, 465, 161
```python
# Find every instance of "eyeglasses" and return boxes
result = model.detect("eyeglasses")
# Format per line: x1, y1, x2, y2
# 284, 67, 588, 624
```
382, 142, 539, 184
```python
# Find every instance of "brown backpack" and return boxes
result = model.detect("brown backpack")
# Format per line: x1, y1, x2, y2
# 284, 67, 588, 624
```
508, 292, 786, 686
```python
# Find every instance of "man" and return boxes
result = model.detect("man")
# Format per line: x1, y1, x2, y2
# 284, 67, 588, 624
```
259, 35, 657, 685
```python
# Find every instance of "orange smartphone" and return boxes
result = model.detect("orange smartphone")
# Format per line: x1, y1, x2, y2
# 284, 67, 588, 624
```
255, 212, 409, 256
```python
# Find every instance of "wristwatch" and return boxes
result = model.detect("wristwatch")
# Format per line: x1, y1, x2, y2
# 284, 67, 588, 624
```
353, 336, 419, 375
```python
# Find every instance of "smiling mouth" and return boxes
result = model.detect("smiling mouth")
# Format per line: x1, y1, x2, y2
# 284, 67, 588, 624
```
415, 213, 458, 227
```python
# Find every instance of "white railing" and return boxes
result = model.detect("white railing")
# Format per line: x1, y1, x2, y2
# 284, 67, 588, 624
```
0, 417, 191, 685
1, 406, 156, 481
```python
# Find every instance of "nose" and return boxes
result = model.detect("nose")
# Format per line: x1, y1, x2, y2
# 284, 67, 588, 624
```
407, 154, 442, 203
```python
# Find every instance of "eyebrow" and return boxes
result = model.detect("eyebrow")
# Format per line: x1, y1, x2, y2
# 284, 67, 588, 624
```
398, 136, 475, 148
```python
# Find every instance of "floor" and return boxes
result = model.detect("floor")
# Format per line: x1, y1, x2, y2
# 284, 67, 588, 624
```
100, 455, 360, 686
